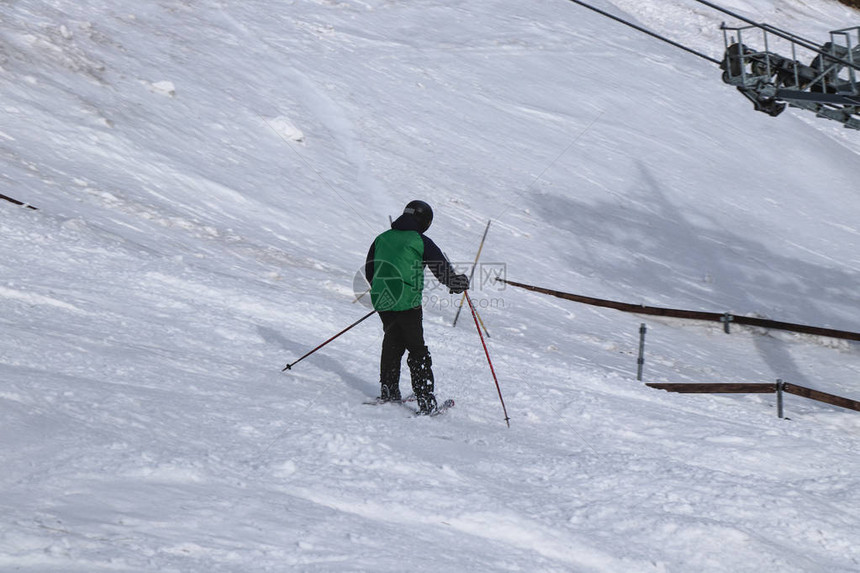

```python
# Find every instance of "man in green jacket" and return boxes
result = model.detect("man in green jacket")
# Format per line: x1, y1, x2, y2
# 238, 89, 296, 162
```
365, 200, 469, 414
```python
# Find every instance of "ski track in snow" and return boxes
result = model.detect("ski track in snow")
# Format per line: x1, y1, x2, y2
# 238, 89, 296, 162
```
2, 0, 860, 571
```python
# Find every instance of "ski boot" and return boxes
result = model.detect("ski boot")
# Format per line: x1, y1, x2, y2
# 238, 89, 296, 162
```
376, 364, 402, 403
408, 349, 436, 415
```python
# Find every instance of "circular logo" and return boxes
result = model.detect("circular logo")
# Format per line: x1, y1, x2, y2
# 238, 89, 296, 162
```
352, 260, 406, 311
352, 267, 373, 309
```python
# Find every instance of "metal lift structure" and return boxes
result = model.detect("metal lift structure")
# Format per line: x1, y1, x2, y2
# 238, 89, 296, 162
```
721, 24, 860, 128
566, 0, 860, 130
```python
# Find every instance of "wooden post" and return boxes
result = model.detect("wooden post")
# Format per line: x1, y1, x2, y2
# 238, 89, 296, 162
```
637, 323, 647, 381
498, 278, 860, 342
0, 193, 38, 210
783, 383, 860, 413
646, 380, 860, 418
646, 382, 776, 393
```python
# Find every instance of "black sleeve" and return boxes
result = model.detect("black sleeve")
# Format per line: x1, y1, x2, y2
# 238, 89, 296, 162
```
422, 235, 460, 287
365, 241, 375, 284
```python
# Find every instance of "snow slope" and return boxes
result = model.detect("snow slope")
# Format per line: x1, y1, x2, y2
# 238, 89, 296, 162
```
2, 0, 860, 571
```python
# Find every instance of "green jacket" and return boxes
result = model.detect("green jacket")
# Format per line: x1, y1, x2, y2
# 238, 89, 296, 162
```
368, 229, 425, 311
365, 214, 458, 312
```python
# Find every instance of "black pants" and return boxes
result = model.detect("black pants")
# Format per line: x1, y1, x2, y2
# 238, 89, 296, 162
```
378, 307, 434, 399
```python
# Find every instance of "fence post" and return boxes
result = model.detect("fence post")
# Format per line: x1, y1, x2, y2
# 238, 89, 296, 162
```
776, 378, 785, 419
722, 313, 733, 334
637, 323, 647, 381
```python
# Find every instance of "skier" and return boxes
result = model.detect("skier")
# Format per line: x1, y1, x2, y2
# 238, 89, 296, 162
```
365, 200, 469, 414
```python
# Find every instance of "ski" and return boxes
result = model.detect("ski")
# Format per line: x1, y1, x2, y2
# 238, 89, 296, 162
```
362, 393, 416, 406
362, 396, 454, 417
423, 398, 455, 417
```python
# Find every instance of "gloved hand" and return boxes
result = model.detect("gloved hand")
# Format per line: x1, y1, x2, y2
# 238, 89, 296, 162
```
448, 273, 470, 294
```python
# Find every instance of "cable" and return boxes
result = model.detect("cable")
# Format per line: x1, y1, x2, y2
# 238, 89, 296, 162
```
566, 0, 860, 73
565, 0, 721, 65
691, 0, 821, 52
690, 0, 860, 72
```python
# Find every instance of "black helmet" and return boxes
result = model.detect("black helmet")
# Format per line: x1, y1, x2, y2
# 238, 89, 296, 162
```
403, 200, 433, 232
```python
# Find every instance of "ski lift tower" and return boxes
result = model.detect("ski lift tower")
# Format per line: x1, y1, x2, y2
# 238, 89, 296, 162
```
720, 24, 860, 129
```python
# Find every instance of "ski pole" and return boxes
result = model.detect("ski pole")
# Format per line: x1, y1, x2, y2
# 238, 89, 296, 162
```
453, 220, 491, 329
465, 291, 510, 427
352, 288, 370, 304
282, 309, 377, 371
456, 297, 492, 338
474, 306, 491, 339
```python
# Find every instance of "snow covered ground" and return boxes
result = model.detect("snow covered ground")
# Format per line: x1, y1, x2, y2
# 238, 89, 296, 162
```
2, 0, 860, 571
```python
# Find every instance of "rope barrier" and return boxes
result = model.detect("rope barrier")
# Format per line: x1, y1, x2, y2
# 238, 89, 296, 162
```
499, 278, 860, 342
